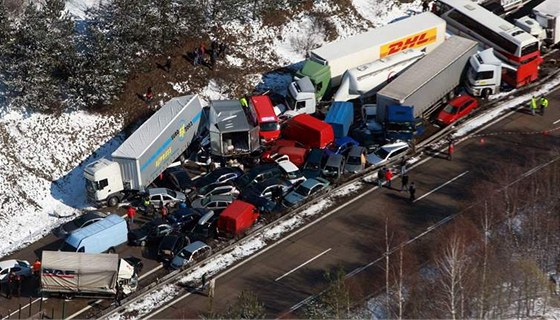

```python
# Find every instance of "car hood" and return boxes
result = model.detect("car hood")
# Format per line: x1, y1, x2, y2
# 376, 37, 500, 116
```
129, 229, 148, 240
345, 163, 363, 173
191, 198, 204, 208
436, 112, 455, 125
170, 255, 186, 269
283, 191, 305, 206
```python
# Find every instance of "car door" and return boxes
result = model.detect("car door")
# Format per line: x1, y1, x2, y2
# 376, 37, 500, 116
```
150, 194, 163, 208
389, 147, 407, 161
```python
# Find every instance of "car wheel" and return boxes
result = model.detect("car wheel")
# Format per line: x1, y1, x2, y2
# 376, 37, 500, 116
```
482, 88, 491, 99
108, 196, 119, 207
140, 240, 147, 247
107, 247, 116, 254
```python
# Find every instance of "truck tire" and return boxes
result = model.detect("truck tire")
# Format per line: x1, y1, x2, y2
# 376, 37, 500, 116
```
108, 196, 119, 207
482, 88, 491, 99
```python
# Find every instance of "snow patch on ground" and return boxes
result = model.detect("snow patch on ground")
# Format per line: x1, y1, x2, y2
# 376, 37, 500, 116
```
65, 0, 100, 19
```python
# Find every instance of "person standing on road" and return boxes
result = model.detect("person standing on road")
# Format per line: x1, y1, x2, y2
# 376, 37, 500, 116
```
164, 56, 172, 72
530, 96, 538, 116
422, 0, 430, 11
401, 173, 409, 192
409, 182, 416, 203
447, 139, 455, 161
14, 273, 21, 297
385, 168, 393, 188
208, 278, 215, 299
127, 206, 137, 224
32, 258, 41, 278
161, 204, 169, 219
6, 271, 15, 299
540, 96, 549, 116
377, 167, 385, 187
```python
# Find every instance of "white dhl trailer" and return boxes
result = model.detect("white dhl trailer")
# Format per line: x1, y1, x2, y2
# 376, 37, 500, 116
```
376, 36, 479, 121
84, 95, 204, 207
41, 251, 138, 298
293, 12, 446, 101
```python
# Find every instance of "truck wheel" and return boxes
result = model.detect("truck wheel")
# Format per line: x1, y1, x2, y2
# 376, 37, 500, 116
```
108, 196, 119, 207
482, 89, 491, 99
107, 247, 116, 254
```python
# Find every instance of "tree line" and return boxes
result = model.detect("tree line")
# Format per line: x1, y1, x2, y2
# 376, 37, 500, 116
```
0, 0, 301, 114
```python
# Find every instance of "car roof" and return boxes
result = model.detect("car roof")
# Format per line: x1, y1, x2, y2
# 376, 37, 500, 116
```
348, 145, 365, 157
300, 178, 323, 188
148, 188, 171, 195
205, 194, 234, 201
278, 160, 299, 172
0, 260, 19, 269
182, 241, 209, 253
326, 153, 344, 164
449, 94, 473, 106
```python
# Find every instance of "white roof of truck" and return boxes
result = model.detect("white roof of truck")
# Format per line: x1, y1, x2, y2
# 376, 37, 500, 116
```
534, 0, 560, 17
42, 251, 118, 273
112, 95, 202, 159
311, 12, 444, 62
377, 36, 478, 101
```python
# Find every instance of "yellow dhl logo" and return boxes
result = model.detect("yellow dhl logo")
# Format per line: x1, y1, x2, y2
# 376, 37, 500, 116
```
380, 27, 438, 58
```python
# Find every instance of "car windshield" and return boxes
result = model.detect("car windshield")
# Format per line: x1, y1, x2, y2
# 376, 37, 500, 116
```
287, 171, 302, 179
443, 104, 459, 114
201, 197, 212, 206
347, 156, 360, 165
167, 190, 177, 198
295, 185, 311, 196
178, 249, 193, 260
260, 121, 279, 132
325, 166, 338, 172
198, 184, 217, 195
75, 214, 95, 226
374, 148, 390, 159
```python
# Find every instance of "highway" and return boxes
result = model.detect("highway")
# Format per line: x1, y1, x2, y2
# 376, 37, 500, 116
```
148, 87, 560, 319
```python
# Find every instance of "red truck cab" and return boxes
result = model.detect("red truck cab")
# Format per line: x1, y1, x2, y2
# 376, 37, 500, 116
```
249, 95, 281, 143
217, 200, 260, 238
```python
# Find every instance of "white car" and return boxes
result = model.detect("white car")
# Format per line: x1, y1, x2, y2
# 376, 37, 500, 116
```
277, 158, 306, 185
0, 260, 32, 282
366, 141, 409, 167
147, 188, 187, 208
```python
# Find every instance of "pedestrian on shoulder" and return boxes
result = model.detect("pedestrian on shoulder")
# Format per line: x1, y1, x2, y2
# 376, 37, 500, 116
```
377, 167, 385, 187
401, 173, 409, 192
201, 273, 207, 290
164, 55, 171, 72
218, 42, 227, 58
161, 205, 168, 219
208, 278, 216, 298
447, 139, 455, 161
199, 42, 206, 57
6, 271, 14, 298
540, 96, 549, 116
400, 158, 407, 176
210, 49, 217, 70
211, 40, 218, 55
127, 206, 137, 224
422, 0, 430, 12
530, 95, 538, 116
32, 258, 41, 278
145, 87, 154, 108
385, 168, 393, 188
14, 274, 21, 297
409, 182, 416, 203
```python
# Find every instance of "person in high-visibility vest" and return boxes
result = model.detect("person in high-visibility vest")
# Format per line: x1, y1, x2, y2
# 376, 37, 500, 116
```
530, 96, 538, 116
540, 96, 549, 116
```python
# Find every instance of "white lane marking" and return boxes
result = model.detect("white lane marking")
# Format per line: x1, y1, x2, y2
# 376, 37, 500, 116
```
275, 248, 332, 282
413, 171, 469, 203
5, 297, 46, 317
554, 118, 560, 124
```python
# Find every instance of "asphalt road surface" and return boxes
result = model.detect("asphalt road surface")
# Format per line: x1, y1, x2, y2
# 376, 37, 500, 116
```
150, 88, 560, 319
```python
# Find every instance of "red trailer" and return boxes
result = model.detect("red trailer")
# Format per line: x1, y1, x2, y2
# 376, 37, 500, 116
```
282, 114, 334, 149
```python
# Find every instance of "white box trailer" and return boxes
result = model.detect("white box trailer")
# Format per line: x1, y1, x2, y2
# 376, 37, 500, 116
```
533, 0, 560, 46
84, 95, 204, 207
376, 36, 479, 121
41, 251, 138, 298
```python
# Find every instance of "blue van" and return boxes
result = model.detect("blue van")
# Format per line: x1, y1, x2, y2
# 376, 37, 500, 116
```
325, 102, 354, 138
61, 214, 128, 254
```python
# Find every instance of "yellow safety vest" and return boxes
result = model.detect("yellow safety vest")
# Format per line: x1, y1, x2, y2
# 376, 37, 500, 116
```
240, 97, 248, 108
541, 98, 549, 108
530, 98, 538, 109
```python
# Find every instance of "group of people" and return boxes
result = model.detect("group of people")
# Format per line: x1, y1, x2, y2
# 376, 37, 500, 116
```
376, 160, 416, 203
530, 95, 549, 116
192, 40, 228, 70
2, 271, 23, 299
126, 197, 172, 223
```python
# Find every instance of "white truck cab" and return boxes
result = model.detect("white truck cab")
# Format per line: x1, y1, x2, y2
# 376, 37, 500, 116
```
84, 158, 124, 207
286, 76, 317, 117
466, 49, 503, 98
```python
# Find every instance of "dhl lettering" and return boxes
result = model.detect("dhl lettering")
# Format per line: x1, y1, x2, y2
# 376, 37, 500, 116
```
380, 27, 438, 58
155, 147, 172, 168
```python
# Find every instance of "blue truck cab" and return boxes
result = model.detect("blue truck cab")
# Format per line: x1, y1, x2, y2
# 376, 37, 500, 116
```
325, 101, 354, 138
61, 214, 128, 254
384, 105, 425, 142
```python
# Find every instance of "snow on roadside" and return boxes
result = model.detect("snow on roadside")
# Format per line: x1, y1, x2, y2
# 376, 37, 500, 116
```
112, 182, 364, 319
65, 0, 101, 19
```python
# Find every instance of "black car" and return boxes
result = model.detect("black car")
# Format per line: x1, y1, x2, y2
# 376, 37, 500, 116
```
166, 207, 205, 232
240, 177, 293, 201
54, 211, 105, 238
302, 148, 326, 179
128, 218, 175, 247
159, 166, 195, 194
189, 210, 219, 241
193, 167, 243, 188
157, 233, 189, 262
235, 163, 283, 190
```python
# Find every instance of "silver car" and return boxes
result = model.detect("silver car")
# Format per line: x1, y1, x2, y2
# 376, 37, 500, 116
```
147, 188, 187, 208
344, 145, 367, 173
366, 141, 409, 167
282, 177, 330, 207
170, 241, 212, 269
191, 194, 235, 212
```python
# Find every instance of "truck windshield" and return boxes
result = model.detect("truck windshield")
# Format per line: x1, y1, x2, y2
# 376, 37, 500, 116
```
385, 122, 414, 132
85, 179, 96, 192
260, 122, 280, 132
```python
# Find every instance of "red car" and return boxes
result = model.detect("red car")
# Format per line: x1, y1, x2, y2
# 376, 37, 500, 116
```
261, 139, 308, 167
436, 94, 479, 126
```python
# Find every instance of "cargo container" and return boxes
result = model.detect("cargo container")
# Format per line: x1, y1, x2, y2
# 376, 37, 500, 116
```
376, 36, 478, 121
282, 114, 335, 149
217, 200, 259, 238
325, 101, 354, 138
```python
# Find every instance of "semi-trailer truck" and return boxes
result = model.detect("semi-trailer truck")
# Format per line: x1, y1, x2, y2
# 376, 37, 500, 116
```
532, 0, 560, 47
84, 95, 204, 207
41, 251, 138, 298
376, 36, 479, 122
293, 12, 446, 102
